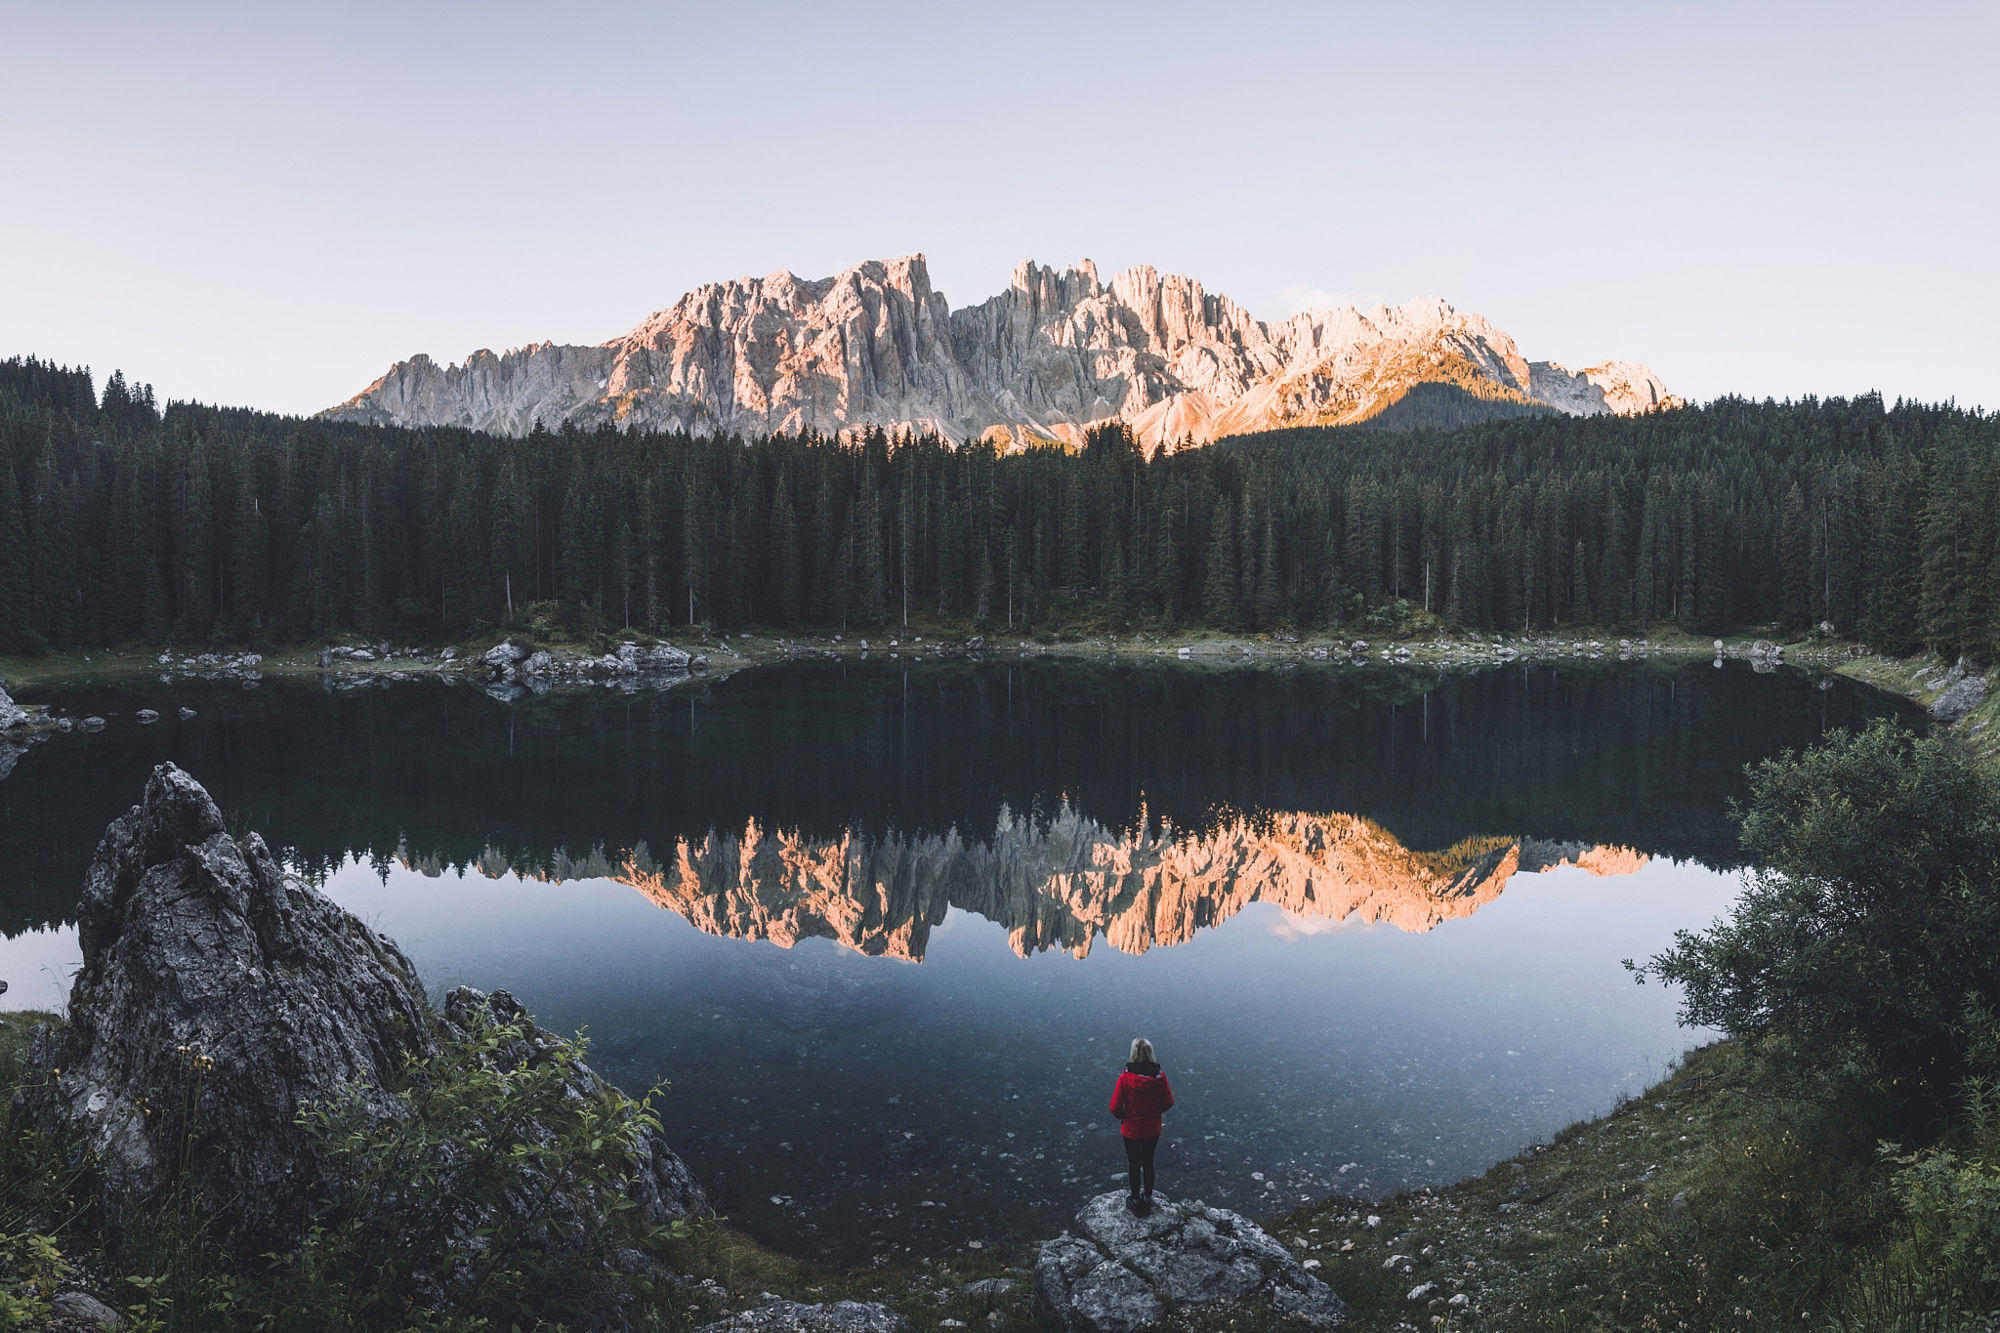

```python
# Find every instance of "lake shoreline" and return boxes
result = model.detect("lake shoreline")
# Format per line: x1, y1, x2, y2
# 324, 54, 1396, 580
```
0, 622, 1890, 695
5, 625, 1975, 781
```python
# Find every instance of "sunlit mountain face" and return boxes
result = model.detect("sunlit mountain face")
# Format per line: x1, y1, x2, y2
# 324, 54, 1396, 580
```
409, 810, 1648, 961
327, 255, 1678, 449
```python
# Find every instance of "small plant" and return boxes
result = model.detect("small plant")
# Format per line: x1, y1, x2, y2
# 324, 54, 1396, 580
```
0, 1230, 68, 1326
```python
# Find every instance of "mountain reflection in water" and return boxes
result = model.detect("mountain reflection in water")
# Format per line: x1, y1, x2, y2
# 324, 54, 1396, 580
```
0, 658, 1916, 941
404, 808, 1648, 960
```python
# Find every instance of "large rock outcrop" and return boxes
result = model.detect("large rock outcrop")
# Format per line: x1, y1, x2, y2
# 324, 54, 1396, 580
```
326, 255, 1678, 450
15, 762, 704, 1264
1034, 1192, 1346, 1331
16, 763, 436, 1250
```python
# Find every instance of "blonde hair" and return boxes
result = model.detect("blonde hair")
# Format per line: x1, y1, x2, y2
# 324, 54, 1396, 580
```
1129, 1037, 1155, 1064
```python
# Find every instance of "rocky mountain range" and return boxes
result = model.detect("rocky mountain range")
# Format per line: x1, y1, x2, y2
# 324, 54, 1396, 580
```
328, 255, 1679, 449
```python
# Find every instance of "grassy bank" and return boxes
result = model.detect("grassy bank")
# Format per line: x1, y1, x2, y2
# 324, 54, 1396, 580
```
1837, 652, 2000, 769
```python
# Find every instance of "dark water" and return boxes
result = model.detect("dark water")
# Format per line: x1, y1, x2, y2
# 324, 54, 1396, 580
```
0, 660, 1919, 1264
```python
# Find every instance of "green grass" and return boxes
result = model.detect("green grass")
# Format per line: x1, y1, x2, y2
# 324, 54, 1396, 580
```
0, 1009, 58, 1095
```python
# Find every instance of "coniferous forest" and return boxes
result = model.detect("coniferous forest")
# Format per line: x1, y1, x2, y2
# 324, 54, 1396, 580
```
2, 353, 1996, 659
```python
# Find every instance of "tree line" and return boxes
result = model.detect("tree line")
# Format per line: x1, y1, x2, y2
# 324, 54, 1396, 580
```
1, 354, 1996, 659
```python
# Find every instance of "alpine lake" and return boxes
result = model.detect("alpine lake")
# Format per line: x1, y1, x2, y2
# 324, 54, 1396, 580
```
0, 656, 1921, 1267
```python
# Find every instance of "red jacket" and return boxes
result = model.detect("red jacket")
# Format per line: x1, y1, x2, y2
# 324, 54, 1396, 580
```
1110, 1064, 1174, 1139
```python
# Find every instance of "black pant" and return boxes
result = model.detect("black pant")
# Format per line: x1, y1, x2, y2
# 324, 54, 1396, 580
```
1123, 1134, 1158, 1197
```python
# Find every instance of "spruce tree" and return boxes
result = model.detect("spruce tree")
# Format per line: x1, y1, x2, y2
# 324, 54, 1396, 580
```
1203, 507, 1237, 628
0, 450, 27, 651
1570, 539, 1591, 625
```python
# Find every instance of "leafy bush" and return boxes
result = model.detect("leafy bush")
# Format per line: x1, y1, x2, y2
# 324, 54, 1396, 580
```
279, 1003, 683, 1329
1844, 1003, 2000, 1323
1639, 719, 2000, 1125
0, 1231, 68, 1326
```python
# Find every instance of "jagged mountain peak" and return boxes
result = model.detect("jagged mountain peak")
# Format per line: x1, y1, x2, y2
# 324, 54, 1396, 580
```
328, 254, 1679, 446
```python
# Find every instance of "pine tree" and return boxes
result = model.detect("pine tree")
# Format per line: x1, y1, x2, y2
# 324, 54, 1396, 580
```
861, 483, 889, 626
489, 462, 528, 620
0, 452, 27, 651
613, 518, 638, 628
1569, 539, 1591, 625
1255, 517, 1281, 629
1778, 482, 1812, 631
1203, 506, 1237, 628
1861, 460, 1922, 654
771, 475, 802, 625
682, 465, 711, 626
175, 437, 215, 640
230, 466, 269, 636
1918, 450, 1971, 658
1344, 479, 1381, 603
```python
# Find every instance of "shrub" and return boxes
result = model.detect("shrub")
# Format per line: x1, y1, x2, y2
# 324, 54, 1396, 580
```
1638, 719, 2000, 1126
0, 1231, 67, 1325
274, 1003, 684, 1329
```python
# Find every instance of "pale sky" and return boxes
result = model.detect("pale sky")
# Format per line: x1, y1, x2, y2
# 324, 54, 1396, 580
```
3, 0, 1994, 416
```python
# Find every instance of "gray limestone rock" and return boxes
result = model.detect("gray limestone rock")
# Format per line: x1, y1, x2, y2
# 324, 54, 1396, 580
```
1931, 671, 1990, 724
1034, 1192, 1345, 1331
0, 734, 35, 783
15, 763, 436, 1254
481, 640, 529, 669
50, 1290, 125, 1327
697, 1300, 913, 1332
0, 683, 26, 730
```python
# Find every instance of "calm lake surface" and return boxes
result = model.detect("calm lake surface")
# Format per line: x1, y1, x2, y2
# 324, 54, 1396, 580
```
0, 659, 1920, 1264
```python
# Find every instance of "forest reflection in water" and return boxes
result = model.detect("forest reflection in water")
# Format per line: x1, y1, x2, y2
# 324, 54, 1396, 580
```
0, 658, 1925, 1263
0, 656, 1914, 940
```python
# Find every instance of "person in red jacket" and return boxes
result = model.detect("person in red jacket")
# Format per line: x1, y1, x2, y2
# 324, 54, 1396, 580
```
1109, 1036, 1174, 1213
